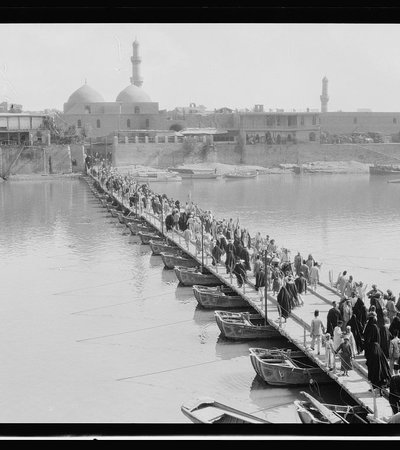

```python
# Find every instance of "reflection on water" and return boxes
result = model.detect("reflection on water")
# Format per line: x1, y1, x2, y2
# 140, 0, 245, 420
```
1, 174, 393, 424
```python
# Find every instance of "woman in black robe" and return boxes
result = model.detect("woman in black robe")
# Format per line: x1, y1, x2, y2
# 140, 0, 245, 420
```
379, 325, 391, 359
353, 297, 368, 329
366, 342, 391, 391
238, 246, 251, 272
277, 285, 291, 322
225, 241, 235, 274
389, 374, 400, 415
363, 315, 381, 362
326, 302, 342, 337
211, 242, 222, 266
347, 315, 364, 354
389, 315, 400, 338
284, 275, 299, 309
232, 258, 247, 288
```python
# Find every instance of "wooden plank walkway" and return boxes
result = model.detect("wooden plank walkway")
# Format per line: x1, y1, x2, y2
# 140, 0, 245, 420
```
87, 174, 393, 422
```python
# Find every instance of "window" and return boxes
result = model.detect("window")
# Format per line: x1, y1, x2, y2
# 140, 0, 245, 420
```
134, 106, 140, 114
96, 119, 101, 128
127, 119, 131, 128
309, 132, 316, 141
353, 117, 357, 124
77, 119, 82, 128
394, 118, 397, 124
145, 119, 150, 128
276, 116, 281, 126
300, 116, 304, 126
84, 105, 91, 114
312, 115, 317, 125
266, 116, 274, 127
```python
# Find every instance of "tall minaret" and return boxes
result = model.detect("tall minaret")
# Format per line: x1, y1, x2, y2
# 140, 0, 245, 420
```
320, 76, 329, 113
130, 38, 143, 87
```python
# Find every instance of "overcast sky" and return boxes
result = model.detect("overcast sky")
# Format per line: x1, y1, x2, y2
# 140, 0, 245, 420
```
1, 22, 400, 112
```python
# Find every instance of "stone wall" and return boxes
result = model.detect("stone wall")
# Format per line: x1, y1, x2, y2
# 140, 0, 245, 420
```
0, 144, 72, 177
70, 144, 85, 172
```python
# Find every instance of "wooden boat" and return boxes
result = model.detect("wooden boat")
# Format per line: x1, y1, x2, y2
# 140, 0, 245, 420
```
121, 214, 139, 225
149, 240, 181, 256
369, 164, 400, 175
138, 231, 164, 244
214, 310, 280, 340
168, 167, 219, 179
193, 285, 248, 309
160, 252, 199, 270
387, 178, 400, 183
294, 391, 368, 424
181, 398, 270, 424
224, 170, 258, 179
109, 208, 119, 218
131, 170, 182, 182
249, 348, 333, 386
174, 267, 221, 287
127, 222, 154, 236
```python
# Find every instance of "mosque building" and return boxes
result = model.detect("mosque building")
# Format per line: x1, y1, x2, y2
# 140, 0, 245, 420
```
62, 39, 163, 138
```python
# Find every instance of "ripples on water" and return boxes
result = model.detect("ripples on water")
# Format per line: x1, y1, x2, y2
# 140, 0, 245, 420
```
0, 174, 397, 425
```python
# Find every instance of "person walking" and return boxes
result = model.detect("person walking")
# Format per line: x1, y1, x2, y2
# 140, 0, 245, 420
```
335, 336, 354, 376
324, 333, 337, 373
310, 310, 326, 355
333, 321, 344, 351
326, 301, 342, 337
309, 262, 320, 291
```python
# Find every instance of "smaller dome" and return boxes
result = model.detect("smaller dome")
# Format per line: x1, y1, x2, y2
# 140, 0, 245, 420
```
116, 84, 151, 103
67, 84, 104, 104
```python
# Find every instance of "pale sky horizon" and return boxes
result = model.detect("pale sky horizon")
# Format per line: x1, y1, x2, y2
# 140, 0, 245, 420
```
2, 23, 400, 113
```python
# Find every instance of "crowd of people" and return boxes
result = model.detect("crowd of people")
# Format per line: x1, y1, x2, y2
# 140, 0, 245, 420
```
91, 163, 400, 417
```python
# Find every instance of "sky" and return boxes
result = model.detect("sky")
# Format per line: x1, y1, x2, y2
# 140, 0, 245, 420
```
2, 22, 400, 112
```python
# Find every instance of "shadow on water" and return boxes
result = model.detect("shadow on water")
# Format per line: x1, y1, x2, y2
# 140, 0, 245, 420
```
161, 267, 178, 284
174, 286, 194, 303
192, 304, 216, 326
214, 334, 292, 360
149, 254, 163, 267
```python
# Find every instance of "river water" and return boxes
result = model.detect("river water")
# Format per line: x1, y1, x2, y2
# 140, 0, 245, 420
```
0, 173, 399, 425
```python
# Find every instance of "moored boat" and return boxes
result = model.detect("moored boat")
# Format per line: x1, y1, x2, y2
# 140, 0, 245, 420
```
181, 398, 270, 424
127, 222, 154, 236
294, 391, 368, 424
168, 167, 219, 179
214, 310, 280, 340
174, 267, 221, 286
224, 170, 258, 179
249, 348, 333, 386
160, 252, 199, 270
131, 170, 182, 182
149, 240, 181, 256
193, 285, 248, 309
369, 164, 400, 175
138, 231, 165, 244
387, 178, 400, 183
109, 208, 119, 218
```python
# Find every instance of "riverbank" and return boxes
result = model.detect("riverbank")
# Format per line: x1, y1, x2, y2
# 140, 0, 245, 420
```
118, 160, 371, 175
3, 173, 82, 181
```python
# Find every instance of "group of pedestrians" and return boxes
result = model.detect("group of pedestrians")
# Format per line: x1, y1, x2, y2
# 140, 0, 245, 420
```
93, 164, 400, 418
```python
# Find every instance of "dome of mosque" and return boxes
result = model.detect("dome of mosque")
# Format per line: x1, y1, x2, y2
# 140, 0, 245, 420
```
67, 84, 105, 104
116, 84, 151, 103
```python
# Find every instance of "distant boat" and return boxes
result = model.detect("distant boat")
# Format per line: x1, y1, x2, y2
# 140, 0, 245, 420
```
181, 398, 270, 424
174, 267, 221, 286
214, 310, 280, 340
369, 164, 400, 175
131, 170, 182, 182
294, 391, 368, 424
224, 170, 258, 179
387, 179, 400, 183
168, 167, 219, 179
193, 285, 248, 309
160, 252, 199, 270
249, 348, 333, 386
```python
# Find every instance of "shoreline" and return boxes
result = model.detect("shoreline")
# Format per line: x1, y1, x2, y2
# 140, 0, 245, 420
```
1, 173, 83, 182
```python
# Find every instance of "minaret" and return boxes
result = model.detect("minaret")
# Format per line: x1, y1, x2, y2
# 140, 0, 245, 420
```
130, 38, 143, 87
320, 76, 329, 113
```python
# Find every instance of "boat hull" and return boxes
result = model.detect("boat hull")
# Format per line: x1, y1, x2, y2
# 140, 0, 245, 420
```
128, 222, 153, 235
369, 165, 400, 175
214, 311, 280, 339
174, 267, 221, 286
149, 241, 181, 256
181, 399, 269, 424
193, 285, 248, 309
249, 348, 333, 386
160, 252, 199, 270
139, 232, 164, 244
